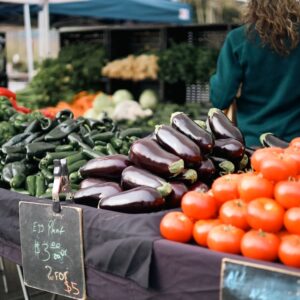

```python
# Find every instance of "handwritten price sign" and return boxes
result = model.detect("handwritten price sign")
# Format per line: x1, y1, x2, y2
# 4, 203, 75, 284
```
19, 202, 86, 299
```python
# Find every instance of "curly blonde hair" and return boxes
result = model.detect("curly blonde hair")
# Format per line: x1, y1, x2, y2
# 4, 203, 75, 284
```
244, 0, 300, 55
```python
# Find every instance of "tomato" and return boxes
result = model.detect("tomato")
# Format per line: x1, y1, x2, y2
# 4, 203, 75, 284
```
241, 230, 280, 261
290, 137, 300, 148
207, 224, 245, 254
246, 198, 284, 233
160, 211, 194, 243
259, 154, 298, 182
219, 199, 249, 230
193, 219, 221, 247
211, 174, 241, 206
274, 180, 300, 209
284, 146, 300, 172
250, 147, 283, 172
238, 173, 274, 202
278, 234, 300, 267
277, 230, 290, 241
284, 207, 300, 235
181, 191, 217, 221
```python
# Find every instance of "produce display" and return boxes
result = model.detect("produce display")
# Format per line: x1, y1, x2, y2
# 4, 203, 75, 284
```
158, 43, 219, 84
102, 54, 159, 81
160, 139, 300, 268
75, 107, 253, 214
0, 97, 145, 197
16, 43, 107, 109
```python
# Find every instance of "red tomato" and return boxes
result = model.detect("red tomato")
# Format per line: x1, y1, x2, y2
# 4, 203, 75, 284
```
246, 198, 284, 233
290, 137, 300, 148
181, 191, 217, 221
238, 173, 274, 202
219, 199, 249, 230
274, 180, 300, 209
250, 147, 283, 172
284, 146, 300, 172
211, 174, 241, 206
193, 219, 221, 247
207, 224, 245, 254
284, 207, 300, 235
278, 234, 300, 267
241, 230, 280, 262
160, 211, 194, 243
259, 154, 298, 182
277, 230, 290, 241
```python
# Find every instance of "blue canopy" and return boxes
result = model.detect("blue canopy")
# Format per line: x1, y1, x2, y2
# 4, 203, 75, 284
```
0, 0, 193, 25
49, 0, 192, 24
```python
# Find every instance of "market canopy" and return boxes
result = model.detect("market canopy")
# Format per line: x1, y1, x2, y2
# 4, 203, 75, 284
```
0, 0, 193, 25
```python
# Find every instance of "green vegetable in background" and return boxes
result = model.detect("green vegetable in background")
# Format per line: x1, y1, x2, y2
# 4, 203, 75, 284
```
158, 42, 219, 84
17, 42, 107, 109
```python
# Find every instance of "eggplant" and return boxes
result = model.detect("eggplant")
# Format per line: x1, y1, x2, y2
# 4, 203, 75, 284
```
99, 186, 165, 213
207, 108, 244, 144
170, 169, 198, 185
196, 158, 216, 183
190, 181, 209, 193
79, 154, 131, 180
170, 112, 214, 155
210, 156, 235, 175
260, 133, 289, 148
129, 138, 184, 177
213, 138, 245, 163
155, 125, 202, 165
165, 182, 188, 209
74, 182, 122, 207
79, 178, 111, 189
121, 166, 172, 197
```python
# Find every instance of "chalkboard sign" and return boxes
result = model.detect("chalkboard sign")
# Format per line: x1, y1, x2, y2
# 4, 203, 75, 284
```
220, 258, 300, 300
19, 201, 86, 299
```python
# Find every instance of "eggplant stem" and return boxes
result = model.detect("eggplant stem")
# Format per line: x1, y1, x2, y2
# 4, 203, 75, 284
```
168, 159, 184, 175
259, 132, 272, 146
219, 161, 235, 174
170, 112, 184, 124
207, 107, 221, 117
182, 169, 198, 184
157, 182, 172, 197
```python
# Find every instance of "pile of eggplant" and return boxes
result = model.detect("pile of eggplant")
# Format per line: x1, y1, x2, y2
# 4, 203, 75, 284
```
75, 108, 250, 214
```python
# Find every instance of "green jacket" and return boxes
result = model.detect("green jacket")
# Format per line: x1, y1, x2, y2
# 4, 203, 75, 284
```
210, 25, 300, 147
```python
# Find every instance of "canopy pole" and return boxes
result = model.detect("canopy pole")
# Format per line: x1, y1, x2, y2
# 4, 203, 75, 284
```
38, 1, 50, 60
24, 3, 34, 80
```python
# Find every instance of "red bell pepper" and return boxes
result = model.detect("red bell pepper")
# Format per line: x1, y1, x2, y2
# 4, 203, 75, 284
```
0, 87, 31, 114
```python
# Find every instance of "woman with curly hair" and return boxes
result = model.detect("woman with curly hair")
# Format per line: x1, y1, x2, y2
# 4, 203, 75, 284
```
210, 0, 300, 147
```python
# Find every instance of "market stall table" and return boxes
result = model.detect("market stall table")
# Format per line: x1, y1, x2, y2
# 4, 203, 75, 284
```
0, 188, 299, 300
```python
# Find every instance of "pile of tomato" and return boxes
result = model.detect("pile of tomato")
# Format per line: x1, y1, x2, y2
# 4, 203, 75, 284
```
160, 137, 300, 268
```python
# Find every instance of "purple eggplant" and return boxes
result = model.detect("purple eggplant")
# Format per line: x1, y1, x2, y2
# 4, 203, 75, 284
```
155, 125, 202, 165
196, 158, 216, 183
79, 178, 111, 189
79, 154, 132, 180
74, 182, 122, 207
170, 169, 198, 185
170, 112, 214, 155
129, 138, 184, 177
210, 156, 235, 175
99, 186, 165, 213
260, 132, 289, 148
165, 182, 188, 209
207, 108, 244, 144
190, 181, 209, 193
213, 138, 245, 163
121, 166, 172, 197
